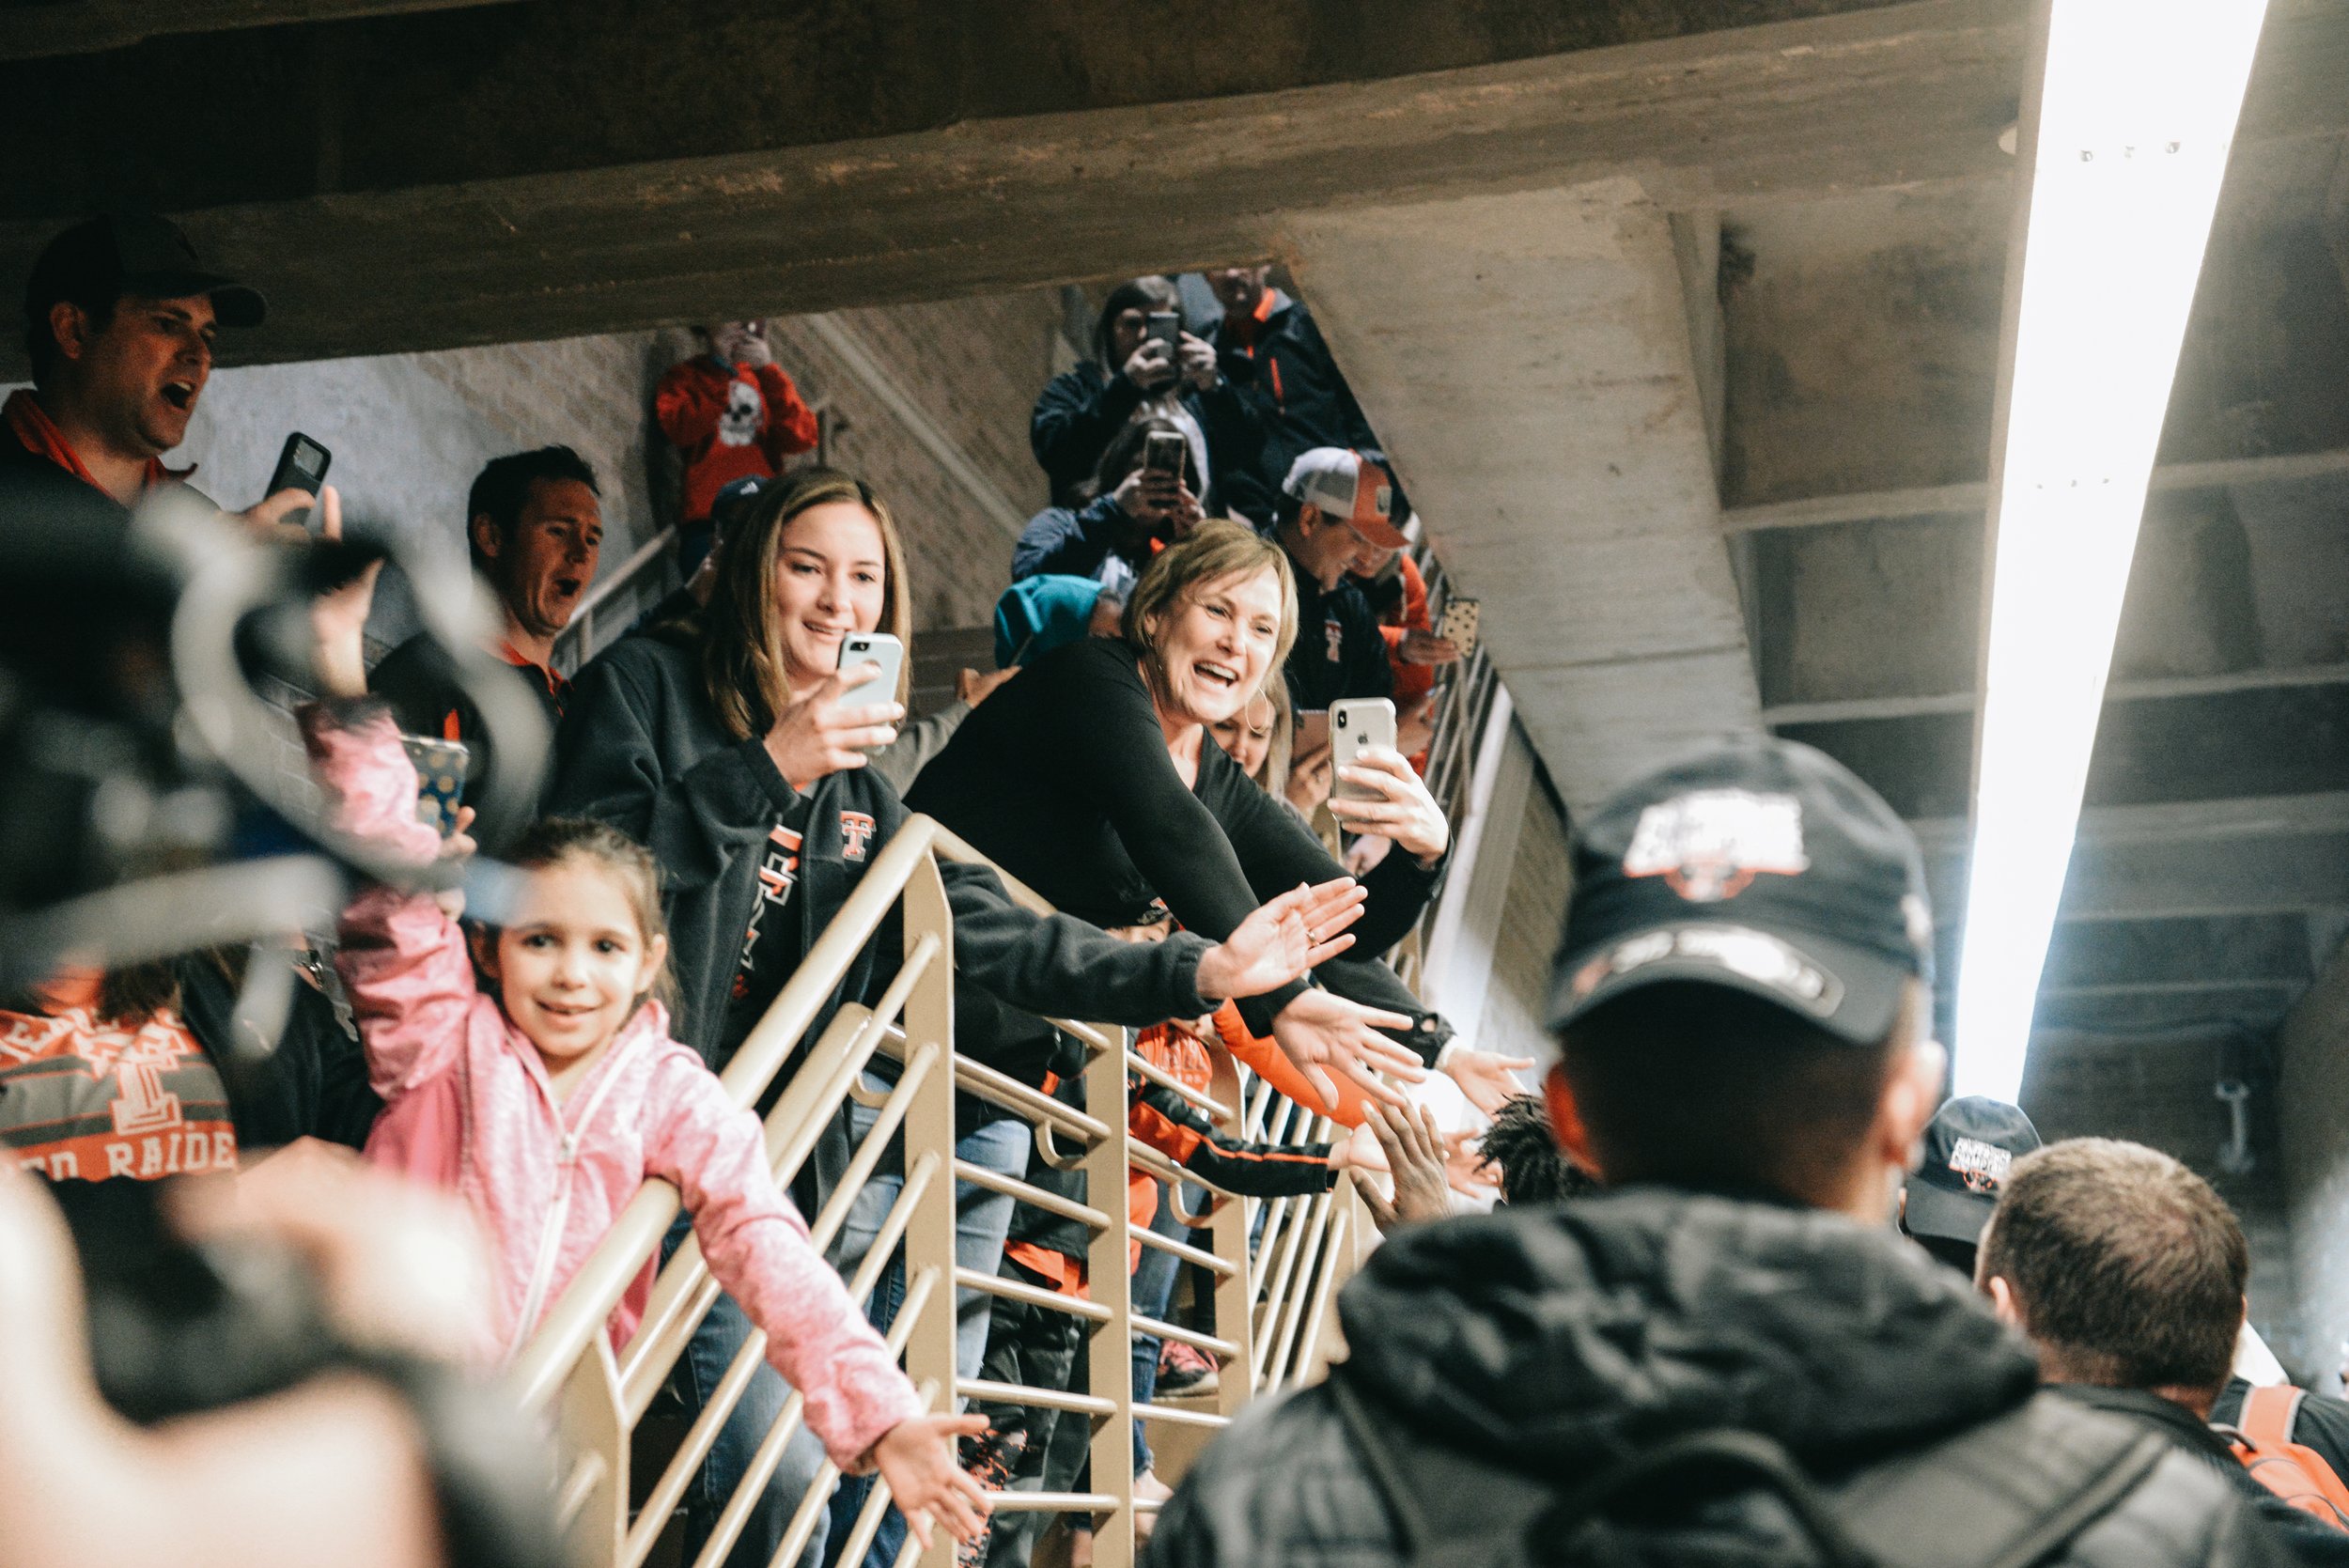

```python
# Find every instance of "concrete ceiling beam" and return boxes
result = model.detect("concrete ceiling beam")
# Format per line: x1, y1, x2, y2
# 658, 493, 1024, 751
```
3, 0, 2342, 377
1283, 181, 1760, 814
1721, 444, 2349, 533
0, 0, 516, 61
1763, 664, 2349, 726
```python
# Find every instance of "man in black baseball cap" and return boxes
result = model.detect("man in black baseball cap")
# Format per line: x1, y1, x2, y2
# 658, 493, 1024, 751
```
1154, 735, 2296, 1568
1903, 1094, 2043, 1277
8, 213, 267, 508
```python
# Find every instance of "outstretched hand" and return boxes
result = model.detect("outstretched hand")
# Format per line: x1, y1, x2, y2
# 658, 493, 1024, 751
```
1355, 1101, 1459, 1233
1268, 989, 1424, 1109
1441, 1047, 1536, 1117
1193, 877, 1366, 1001
872, 1412, 991, 1549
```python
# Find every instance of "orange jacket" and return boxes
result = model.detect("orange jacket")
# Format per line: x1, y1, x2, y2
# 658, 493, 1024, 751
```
654, 357, 819, 523
1375, 554, 1436, 706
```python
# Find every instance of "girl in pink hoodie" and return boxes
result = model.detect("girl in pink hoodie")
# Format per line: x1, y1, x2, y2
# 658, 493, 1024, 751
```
304, 700, 992, 1549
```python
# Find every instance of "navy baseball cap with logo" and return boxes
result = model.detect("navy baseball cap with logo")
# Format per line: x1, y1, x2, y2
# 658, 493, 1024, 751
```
1904, 1096, 2042, 1246
1546, 734, 1934, 1048
24, 213, 265, 333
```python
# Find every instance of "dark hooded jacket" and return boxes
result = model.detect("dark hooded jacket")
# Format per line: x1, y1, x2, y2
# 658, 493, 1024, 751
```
1030, 361, 1274, 524
1150, 1189, 2297, 1568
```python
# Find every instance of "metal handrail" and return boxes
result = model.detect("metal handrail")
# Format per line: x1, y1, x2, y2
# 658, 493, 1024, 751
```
516, 814, 1289, 1568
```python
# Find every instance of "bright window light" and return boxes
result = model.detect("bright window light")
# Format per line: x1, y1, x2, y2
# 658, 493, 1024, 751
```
1953, 0, 2270, 1102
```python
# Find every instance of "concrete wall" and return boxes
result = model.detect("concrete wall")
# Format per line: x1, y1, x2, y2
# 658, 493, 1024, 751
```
1421, 714, 1573, 1072
1481, 769, 1573, 1069
2278, 944, 2349, 1389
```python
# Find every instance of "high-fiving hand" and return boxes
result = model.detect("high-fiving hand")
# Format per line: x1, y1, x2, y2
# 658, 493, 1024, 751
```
1194, 877, 1367, 1001
1269, 989, 1424, 1108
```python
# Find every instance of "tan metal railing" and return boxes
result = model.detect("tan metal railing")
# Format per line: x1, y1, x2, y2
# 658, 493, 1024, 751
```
511, 818, 1293, 1568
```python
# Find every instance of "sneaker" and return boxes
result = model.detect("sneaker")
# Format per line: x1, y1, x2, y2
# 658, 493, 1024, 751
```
1155, 1338, 1216, 1395
1133, 1468, 1174, 1545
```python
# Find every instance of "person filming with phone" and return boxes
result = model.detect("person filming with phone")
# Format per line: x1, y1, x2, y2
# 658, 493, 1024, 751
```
911, 520, 1529, 1120
1030, 275, 1270, 524
1014, 413, 1206, 599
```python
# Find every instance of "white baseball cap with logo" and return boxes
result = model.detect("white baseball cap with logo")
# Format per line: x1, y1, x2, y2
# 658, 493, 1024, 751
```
1282, 448, 1411, 550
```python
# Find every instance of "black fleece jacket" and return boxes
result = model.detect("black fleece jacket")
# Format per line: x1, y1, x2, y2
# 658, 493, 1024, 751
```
1213, 293, 1378, 502
546, 631, 1220, 1143
1153, 1190, 2299, 1568
2053, 1385, 2349, 1564
1029, 362, 1273, 524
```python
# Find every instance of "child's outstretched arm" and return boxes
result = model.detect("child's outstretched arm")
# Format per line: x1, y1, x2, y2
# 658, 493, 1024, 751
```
645, 1061, 990, 1545
299, 548, 483, 1104
305, 706, 482, 1102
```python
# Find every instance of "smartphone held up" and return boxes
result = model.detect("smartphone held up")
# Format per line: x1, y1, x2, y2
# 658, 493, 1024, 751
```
1330, 697, 1397, 804
267, 431, 333, 536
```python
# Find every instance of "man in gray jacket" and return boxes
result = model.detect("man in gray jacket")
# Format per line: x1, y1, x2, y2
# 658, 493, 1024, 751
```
1152, 735, 2295, 1568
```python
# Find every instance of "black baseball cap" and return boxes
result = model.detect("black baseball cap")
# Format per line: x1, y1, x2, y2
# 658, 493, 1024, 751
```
23, 213, 265, 332
1904, 1096, 2042, 1246
1546, 734, 1934, 1048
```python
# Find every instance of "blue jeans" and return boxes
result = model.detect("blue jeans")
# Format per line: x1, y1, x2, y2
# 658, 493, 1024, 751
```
663, 1211, 832, 1568
822, 1081, 1030, 1566
1128, 1182, 1193, 1475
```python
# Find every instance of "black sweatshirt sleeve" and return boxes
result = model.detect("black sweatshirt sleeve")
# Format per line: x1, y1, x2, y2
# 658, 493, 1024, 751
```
1202, 754, 1444, 1057
546, 647, 797, 896
1011, 496, 1129, 583
941, 859, 1213, 1028
1045, 648, 1314, 1032
1352, 840, 1447, 955
1031, 366, 1145, 500
1129, 1074, 1336, 1198
1191, 380, 1273, 525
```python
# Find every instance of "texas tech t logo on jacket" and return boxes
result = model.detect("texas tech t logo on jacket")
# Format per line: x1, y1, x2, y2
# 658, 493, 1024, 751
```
733, 822, 804, 1001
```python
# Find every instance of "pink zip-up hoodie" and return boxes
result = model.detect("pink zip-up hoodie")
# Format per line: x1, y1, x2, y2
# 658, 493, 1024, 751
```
307, 707, 921, 1471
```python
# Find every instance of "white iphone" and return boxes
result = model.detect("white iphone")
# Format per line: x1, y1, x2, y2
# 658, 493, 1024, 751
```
1330, 697, 1397, 804
836, 631, 905, 711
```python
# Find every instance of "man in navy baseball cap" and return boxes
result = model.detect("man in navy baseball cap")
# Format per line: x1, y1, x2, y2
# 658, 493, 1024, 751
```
1153, 735, 2287, 1568
9, 214, 265, 508
1903, 1095, 2043, 1276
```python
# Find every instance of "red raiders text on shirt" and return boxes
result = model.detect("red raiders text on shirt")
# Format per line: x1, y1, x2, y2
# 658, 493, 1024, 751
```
0, 1002, 238, 1181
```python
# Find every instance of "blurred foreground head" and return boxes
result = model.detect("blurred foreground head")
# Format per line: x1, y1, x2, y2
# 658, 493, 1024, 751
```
1542, 736, 1943, 1216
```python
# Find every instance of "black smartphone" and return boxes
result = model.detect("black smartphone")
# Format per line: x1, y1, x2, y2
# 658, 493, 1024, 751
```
267, 432, 332, 535
1143, 430, 1188, 484
1145, 311, 1180, 350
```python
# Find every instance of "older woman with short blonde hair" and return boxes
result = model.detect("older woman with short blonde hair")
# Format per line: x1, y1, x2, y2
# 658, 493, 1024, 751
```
911, 521, 1527, 1110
